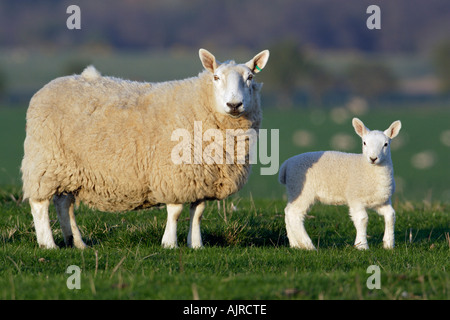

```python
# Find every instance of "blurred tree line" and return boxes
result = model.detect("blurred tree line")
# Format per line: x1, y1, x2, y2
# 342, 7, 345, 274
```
260, 40, 398, 107
0, 66, 6, 99
433, 41, 450, 93
1, 0, 449, 53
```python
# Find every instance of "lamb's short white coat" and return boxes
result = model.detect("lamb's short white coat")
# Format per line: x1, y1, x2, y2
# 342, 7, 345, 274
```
279, 118, 402, 250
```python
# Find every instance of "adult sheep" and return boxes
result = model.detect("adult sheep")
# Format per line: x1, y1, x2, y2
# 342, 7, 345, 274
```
21, 49, 270, 249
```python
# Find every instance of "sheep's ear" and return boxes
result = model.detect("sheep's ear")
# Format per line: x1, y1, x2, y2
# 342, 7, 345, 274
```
352, 118, 369, 138
384, 120, 402, 139
199, 48, 218, 73
246, 50, 270, 74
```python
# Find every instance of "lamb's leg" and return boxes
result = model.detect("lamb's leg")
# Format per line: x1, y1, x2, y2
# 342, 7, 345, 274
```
53, 193, 86, 249
30, 198, 58, 249
187, 201, 205, 249
376, 203, 395, 249
349, 206, 369, 250
284, 203, 316, 250
162, 203, 183, 248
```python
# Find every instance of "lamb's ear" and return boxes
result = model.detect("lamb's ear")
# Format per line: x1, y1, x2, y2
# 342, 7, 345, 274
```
352, 118, 369, 138
384, 120, 402, 139
199, 49, 218, 73
246, 50, 270, 74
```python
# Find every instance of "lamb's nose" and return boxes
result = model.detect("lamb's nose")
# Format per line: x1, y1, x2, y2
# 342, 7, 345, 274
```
226, 102, 243, 110
370, 157, 378, 163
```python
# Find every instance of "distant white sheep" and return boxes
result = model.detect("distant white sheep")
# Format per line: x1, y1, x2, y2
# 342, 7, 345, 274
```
279, 118, 402, 250
21, 48, 270, 249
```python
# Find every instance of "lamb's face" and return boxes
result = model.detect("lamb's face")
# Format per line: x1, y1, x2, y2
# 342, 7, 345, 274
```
212, 63, 255, 118
362, 131, 391, 165
199, 48, 269, 118
352, 117, 402, 166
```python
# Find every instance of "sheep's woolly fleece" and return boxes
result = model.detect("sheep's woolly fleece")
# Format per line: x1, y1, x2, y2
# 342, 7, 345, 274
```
21, 65, 262, 212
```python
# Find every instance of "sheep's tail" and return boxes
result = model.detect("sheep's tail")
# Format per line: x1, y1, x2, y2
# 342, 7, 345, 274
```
278, 160, 287, 185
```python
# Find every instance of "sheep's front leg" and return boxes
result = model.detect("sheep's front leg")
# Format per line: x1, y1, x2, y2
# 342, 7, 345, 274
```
284, 203, 316, 250
376, 203, 395, 249
30, 198, 58, 249
162, 204, 183, 248
349, 206, 369, 250
188, 201, 205, 249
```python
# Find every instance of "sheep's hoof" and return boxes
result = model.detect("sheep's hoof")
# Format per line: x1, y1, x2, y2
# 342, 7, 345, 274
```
354, 242, 369, 250
74, 241, 88, 249
161, 242, 178, 249
39, 243, 59, 250
187, 238, 204, 249
290, 243, 317, 251
383, 242, 394, 249
188, 244, 204, 249
65, 236, 88, 249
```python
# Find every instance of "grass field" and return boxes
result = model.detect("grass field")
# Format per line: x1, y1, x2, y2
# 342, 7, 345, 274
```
1, 194, 449, 300
0, 50, 449, 300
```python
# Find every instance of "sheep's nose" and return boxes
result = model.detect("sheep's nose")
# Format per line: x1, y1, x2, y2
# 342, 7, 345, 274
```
226, 102, 243, 110
370, 157, 378, 163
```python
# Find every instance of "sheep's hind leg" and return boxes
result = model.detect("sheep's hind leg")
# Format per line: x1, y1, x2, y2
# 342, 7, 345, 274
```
187, 201, 205, 249
376, 203, 395, 249
349, 206, 369, 250
162, 204, 183, 248
53, 193, 87, 249
30, 198, 58, 249
284, 203, 316, 250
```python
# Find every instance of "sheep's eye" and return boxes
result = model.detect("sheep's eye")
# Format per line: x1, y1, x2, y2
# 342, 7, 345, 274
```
213, 75, 220, 81
247, 74, 253, 81
384, 142, 388, 147
363, 141, 366, 146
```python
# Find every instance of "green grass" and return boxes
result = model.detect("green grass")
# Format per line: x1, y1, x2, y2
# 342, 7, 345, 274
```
1, 192, 449, 300
0, 108, 26, 186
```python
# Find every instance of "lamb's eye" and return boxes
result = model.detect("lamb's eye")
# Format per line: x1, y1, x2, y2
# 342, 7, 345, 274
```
384, 142, 388, 147
213, 75, 220, 81
363, 141, 366, 146
247, 74, 253, 81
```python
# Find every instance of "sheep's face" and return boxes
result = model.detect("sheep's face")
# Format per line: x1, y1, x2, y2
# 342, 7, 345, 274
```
353, 118, 402, 165
199, 49, 269, 118
211, 63, 255, 117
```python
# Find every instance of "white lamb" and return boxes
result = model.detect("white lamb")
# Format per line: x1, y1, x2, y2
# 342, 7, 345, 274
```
279, 118, 402, 250
21, 48, 270, 249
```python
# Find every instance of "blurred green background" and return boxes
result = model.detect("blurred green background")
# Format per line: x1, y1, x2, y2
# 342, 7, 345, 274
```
0, 0, 449, 202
